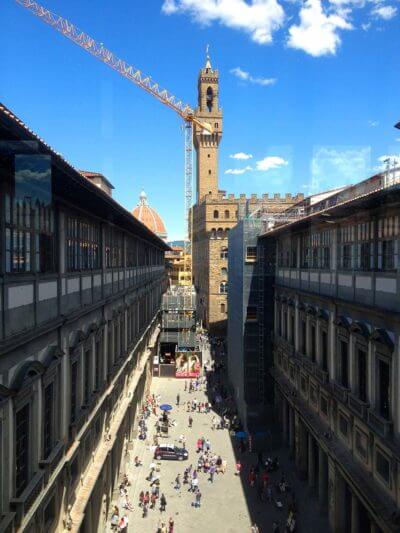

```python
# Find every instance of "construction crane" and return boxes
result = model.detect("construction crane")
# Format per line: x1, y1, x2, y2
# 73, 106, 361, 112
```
15, 0, 212, 265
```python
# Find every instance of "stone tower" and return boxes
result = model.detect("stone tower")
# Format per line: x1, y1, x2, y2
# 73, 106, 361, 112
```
193, 49, 223, 202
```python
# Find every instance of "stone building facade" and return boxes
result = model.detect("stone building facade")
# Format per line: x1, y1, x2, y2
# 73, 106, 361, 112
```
191, 56, 304, 333
0, 103, 168, 532
260, 181, 400, 532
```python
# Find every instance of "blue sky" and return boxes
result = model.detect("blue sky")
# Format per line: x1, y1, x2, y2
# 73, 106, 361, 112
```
1, 0, 399, 240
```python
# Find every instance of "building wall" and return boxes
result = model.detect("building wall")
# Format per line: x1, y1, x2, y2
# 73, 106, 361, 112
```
261, 186, 400, 532
0, 114, 167, 532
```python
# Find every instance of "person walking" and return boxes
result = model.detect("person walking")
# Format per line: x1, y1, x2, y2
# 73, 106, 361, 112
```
251, 524, 260, 533
160, 493, 167, 512
150, 492, 157, 509
110, 506, 119, 531
176, 393, 180, 406
194, 489, 202, 508
188, 415, 193, 428
174, 474, 181, 490
209, 464, 216, 483
235, 460, 242, 475
118, 514, 129, 532
139, 491, 144, 507
168, 517, 175, 533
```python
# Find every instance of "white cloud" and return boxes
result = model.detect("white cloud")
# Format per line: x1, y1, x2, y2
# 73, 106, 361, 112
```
161, 0, 285, 45
230, 67, 277, 86
371, 5, 397, 20
287, 0, 352, 57
256, 156, 288, 171
308, 146, 370, 193
230, 152, 253, 160
225, 165, 253, 175
368, 120, 379, 127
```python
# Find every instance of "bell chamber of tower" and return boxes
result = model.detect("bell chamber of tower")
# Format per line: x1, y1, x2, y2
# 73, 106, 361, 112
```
193, 53, 223, 203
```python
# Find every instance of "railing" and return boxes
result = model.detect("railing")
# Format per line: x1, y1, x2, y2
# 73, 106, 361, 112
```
348, 394, 369, 419
10, 470, 45, 526
367, 410, 393, 438
39, 441, 65, 484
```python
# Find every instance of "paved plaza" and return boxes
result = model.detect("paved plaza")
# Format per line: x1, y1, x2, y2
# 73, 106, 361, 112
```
108, 349, 330, 533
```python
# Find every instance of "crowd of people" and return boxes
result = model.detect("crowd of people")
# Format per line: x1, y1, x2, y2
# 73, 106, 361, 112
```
108, 333, 299, 533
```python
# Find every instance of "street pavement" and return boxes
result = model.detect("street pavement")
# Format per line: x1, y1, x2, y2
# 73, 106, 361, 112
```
108, 343, 330, 533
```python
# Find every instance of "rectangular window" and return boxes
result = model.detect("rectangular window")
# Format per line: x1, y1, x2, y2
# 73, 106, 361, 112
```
342, 244, 352, 270
339, 414, 348, 437
246, 246, 257, 262
15, 403, 30, 496
4, 154, 55, 273
357, 348, 367, 402
312, 247, 319, 269
322, 247, 330, 269
301, 320, 306, 354
310, 324, 316, 362
382, 240, 394, 270
321, 330, 328, 372
70, 361, 78, 423
355, 430, 368, 460
43, 382, 54, 458
340, 340, 349, 388
84, 350, 91, 405
95, 340, 101, 390
376, 449, 390, 484
310, 385, 317, 405
378, 359, 390, 420
360, 242, 371, 271
66, 215, 101, 271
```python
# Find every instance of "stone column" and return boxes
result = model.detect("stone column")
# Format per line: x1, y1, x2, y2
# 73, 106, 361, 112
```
351, 493, 360, 533
308, 433, 316, 488
328, 458, 346, 533
318, 447, 328, 505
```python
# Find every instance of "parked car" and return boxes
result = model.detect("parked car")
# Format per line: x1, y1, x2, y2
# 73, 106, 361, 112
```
154, 444, 188, 461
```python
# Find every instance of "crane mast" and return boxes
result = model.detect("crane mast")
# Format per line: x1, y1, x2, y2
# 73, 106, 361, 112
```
15, 0, 209, 261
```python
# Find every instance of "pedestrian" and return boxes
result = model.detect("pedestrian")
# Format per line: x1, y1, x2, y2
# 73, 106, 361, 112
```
139, 491, 144, 507
272, 521, 280, 533
194, 489, 202, 508
176, 393, 180, 406
159, 522, 167, 533
110, 506, 119, 530
150, 493, 157, 509
118, 514, 129, 532
184, 380, 187, 391
144, 491, 150, 506
209, 464, 216, 483
168, 517, 175, 533
236, 461, 242, 475
142, 502, 148, 518
174, 474, 181, 490
160, 493, 167, 512
196, 438, 202, 453
188, 415, 193, 428
251, 524, 260, 533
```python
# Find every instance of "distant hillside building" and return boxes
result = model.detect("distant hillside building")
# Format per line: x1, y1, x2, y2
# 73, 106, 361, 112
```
132, 190, 168, 241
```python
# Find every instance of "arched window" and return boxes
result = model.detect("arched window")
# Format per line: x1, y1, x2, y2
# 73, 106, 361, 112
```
213, 210, 219, 219
210, 228, 217, 239
220, 303, 226, 314
225, 210, 230, 219
206, 87, 214, 112
220, 247, 228, 259
217, 228, 224, 239
219, 281, 228, 294
221, 267, 227, 276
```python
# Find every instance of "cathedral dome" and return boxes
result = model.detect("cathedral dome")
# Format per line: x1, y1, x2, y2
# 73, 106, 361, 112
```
132, 190, 167, 240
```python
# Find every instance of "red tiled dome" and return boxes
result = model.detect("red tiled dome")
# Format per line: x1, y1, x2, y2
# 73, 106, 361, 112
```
132, 190, 167, 240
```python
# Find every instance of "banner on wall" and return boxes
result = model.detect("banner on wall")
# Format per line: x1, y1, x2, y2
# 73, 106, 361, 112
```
175, 350, 201, 378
